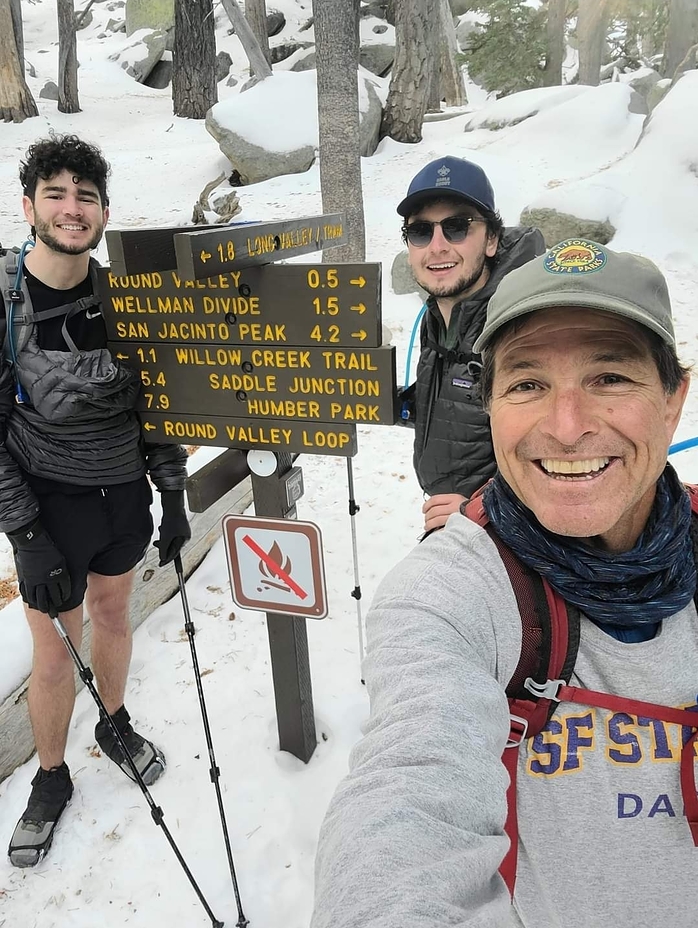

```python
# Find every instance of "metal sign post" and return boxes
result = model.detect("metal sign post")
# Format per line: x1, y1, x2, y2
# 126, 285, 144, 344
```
245, 454, 318, 764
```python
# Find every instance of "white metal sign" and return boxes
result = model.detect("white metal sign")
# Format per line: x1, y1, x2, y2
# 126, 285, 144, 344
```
222, 515, 328, 619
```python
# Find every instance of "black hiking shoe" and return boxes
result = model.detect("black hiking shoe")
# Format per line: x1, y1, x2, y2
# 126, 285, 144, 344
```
95, 705, 166, 786
8, 762, 73, 868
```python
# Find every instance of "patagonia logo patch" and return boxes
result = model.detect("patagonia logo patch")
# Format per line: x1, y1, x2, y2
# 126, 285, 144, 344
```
544, 239, 607, 274
452, 377, 473, 389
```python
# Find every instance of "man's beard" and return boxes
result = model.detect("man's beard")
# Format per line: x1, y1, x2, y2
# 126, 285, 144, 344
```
414, 252, 488, 300
33, 216, 103, 255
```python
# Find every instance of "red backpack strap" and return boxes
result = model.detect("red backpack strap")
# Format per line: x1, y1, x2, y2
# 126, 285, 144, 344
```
463, 494, 579, 896
685, 483, 698, 512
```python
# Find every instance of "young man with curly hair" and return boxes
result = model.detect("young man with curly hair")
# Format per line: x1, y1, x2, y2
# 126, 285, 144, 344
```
2, 134, 191, 867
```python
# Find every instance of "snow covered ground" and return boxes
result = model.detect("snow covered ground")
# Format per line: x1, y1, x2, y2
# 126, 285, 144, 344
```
1, 2, 698, 925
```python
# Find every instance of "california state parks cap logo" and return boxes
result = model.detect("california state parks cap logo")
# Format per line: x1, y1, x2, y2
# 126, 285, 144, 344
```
544, 239, 607, 274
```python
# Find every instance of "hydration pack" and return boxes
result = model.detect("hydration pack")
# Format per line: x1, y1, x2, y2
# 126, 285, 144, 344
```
1, 245, 140, 418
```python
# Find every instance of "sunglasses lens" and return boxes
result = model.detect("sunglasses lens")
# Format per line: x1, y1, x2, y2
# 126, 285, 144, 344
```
405, 222, 433, 247
405, 217, 475, 246
441, 217, 471, 243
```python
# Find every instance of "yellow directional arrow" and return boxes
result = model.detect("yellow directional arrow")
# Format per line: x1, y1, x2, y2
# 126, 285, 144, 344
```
349, 276, 366, 287
350, 303, 366, 314
143, 422, 156, 431
116, 353, 129, 360
351, 330, 367, 341
200, 250, 212, 263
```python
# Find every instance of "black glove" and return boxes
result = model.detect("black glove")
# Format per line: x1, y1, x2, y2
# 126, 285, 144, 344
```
155, 490, 191, 566
8, 519, 71, 614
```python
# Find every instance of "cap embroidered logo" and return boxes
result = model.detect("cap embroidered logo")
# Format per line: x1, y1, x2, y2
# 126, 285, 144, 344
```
435, 164, 452, 188
544, 239, 607, 275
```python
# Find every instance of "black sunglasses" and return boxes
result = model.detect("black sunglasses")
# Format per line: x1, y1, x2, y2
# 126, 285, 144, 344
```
402, 216, 487, 248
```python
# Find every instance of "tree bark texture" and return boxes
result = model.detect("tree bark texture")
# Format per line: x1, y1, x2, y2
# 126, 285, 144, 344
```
542, 0, 566, 86
219, 0, 272, 79
662, 0, 698, 77
576, 0, 610, 86
0, 0, 38, 122
312, 0, 365, 262
57, 0, 80, 113
10, 0, 23, 78
381, 0, 436, 142
438, 0, 464, 106
427, 0, 462, 112
245, 0, 270, 65
173, 0, 217, 119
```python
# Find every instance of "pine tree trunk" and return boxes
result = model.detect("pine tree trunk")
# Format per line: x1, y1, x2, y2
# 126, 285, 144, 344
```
427, 0, 450, 112
0, 0, 38, 122
173, 0, 217, 119
312, 0, 365, 262
577, 0, 610, 86
381, 0, 436, 142
10, 0, 24, 79
57, 0, 80, 113
427, 52, 441, 113
542, 0, 566, 86
662, 0, 698, 77
439, 0, 464, 106
219, 0, 272, 79
245, 0, 270, 66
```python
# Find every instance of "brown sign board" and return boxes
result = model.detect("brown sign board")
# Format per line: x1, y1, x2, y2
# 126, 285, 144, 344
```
105, 214, 347, 278
175, 214, 347, 280
110, 342, 398, 425
139, 412, 358, 457
105, 223, 229, 278
223, 515, 328, 619
98, 262, 382, 348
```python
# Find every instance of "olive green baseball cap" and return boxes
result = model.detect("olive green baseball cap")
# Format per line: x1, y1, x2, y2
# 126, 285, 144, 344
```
473, 239, 675, 353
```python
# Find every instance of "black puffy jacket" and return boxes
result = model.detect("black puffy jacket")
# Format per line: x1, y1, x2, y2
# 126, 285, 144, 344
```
410, 226, 545, 497
0, 261, 188, 533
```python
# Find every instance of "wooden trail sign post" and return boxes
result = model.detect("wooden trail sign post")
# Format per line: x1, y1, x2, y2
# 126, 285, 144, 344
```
103, 214, 396, 763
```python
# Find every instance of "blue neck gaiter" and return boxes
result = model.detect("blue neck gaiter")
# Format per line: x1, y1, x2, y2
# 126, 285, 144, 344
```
482, 465, 696, 636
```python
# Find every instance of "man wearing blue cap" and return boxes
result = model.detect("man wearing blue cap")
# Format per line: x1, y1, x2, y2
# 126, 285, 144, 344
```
398, 156, 544, 532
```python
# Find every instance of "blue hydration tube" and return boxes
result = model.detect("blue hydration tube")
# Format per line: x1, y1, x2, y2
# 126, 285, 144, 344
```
7, 240, 34, 404
669, 437, 698, 455
400, 303, 427, 421
403, 303, 427, 390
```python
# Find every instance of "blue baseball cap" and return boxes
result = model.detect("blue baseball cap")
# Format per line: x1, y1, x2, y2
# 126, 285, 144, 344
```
397, 156, 496, 218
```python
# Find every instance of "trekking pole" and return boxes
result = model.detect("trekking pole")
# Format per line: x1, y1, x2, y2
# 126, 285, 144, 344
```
174, 554, 249, 928
346, 458, 365, 680
47, 607, 224, 928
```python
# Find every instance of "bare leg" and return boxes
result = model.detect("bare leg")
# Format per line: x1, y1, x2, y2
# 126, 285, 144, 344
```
25, 604, 84, 770
86, 569, 136, 716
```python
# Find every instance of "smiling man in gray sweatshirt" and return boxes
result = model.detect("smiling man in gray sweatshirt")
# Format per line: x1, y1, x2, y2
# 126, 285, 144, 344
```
311, 240, 698, 928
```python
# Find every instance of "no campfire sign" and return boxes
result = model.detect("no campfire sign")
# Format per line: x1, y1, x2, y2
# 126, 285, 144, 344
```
222, 515, 328, 619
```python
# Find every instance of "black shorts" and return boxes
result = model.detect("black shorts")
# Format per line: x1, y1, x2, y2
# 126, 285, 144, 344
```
18, 476, 154, 611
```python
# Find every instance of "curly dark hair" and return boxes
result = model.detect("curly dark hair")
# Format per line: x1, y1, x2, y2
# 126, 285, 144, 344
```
20, 134, 110, 207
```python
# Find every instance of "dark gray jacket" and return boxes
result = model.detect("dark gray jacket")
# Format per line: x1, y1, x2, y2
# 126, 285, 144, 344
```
409, 226, 545, 497
0, 263, 187, 533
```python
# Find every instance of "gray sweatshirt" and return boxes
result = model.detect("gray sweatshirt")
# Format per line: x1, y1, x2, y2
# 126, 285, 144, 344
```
311, 513, 698, 928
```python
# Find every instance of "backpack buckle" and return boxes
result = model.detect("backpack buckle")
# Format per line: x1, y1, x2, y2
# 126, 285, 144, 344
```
524, 677, 564, 701
506, 714, 529, 747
